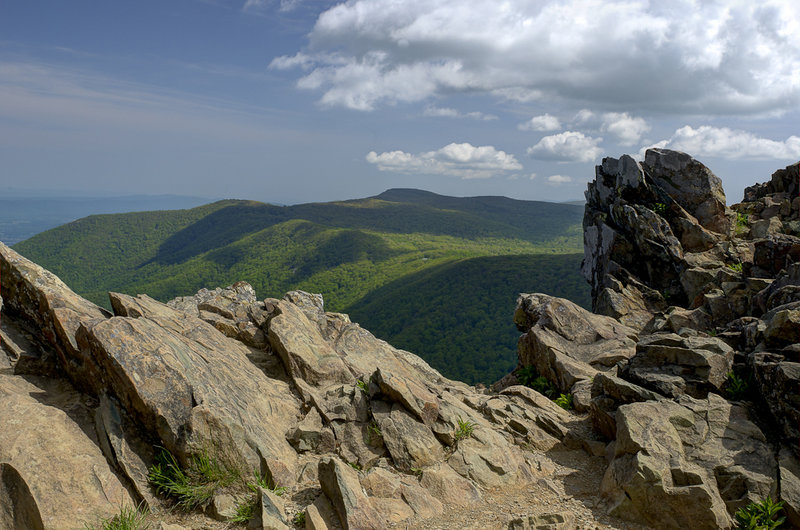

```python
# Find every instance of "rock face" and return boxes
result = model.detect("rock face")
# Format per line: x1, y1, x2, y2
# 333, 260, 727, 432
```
0, 241, 567, 529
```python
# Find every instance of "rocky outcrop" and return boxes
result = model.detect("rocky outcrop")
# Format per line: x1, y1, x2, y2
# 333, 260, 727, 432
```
0, 241, 571, 529
513, 293, 637, 393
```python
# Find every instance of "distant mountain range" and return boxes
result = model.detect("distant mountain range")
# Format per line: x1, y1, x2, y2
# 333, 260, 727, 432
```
0, 194, 211, 245
13, 188, 589, 383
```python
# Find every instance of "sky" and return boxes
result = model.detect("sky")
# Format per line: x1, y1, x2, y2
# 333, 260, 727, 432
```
1, 0, 799, 205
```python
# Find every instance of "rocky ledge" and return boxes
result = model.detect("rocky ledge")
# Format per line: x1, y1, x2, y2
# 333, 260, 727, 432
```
1, 149, 798, 530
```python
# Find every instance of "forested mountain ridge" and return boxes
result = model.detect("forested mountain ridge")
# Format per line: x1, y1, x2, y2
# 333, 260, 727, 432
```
13, 190, 587, 383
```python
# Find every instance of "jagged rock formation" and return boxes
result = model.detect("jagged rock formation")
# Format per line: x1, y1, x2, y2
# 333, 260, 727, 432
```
1, 243, 589, 530
507, 149, 800, 528
1, 148, 798, 529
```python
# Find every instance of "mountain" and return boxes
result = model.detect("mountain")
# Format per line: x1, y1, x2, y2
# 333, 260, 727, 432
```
12, 190, 587, 383
0, 194, 211, 245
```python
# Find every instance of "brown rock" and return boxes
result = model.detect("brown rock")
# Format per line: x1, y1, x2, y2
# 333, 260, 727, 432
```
318, 457, 382, 530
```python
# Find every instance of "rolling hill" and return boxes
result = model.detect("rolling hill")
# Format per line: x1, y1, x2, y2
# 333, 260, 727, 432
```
13, 189, 588, 383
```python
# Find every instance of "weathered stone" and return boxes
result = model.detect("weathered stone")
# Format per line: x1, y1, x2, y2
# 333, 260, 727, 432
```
268, 299, 353, 397
507, 511, 576, 530
318, 457, 382, 530
514, 294, 637, 392
304, 494, 339, 530
750, 355, 800, 449
645, 148, 729, 234
764, 308, 800, 348
288, 408, 335, 454
0, 243, 109, 387
91, 293, 301, 480
601, 394, 776, 528
250, 487, 289, 530
0, 374, 133, 529
589, 373, 663, 440
372, 401, 444, 472
621, 332, 733, 398
419, 464, 482, 507
374, 367, 439, 426
207, 493, 238, 521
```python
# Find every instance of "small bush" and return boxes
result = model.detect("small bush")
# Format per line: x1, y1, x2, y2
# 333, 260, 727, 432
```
516, 365, 538, 387
454, 416, 477, 442
355, 379, 369, 394
517, 366, 558, 398
294, 511, 307, 526
653, 202, 667, 215
735, 496, 785, 529
728, 262, 743, 273
83, 504, 150, 530
554, 393, 574, 410
229, 499, 256, 524
367, 421, 382, 444
148, 447, 239, 510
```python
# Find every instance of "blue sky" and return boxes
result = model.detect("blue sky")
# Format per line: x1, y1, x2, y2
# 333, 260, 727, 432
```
1, 0, 798, 204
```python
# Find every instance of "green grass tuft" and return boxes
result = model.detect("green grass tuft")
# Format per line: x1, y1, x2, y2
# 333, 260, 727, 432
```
148, 447, 239, 510
454, 416, 478, 442
83, 504, 150, 530
554, 393, 574, 410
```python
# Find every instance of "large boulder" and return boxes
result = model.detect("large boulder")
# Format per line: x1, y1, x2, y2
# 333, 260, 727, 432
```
620, 331, 733, 398
644, 148, 730, 234
601, 394, 776, 529
514, 294, 638, 392
0, 374, 134, 529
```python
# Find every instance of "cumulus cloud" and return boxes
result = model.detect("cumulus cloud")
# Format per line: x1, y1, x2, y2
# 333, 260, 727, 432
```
243, 0, 300, 12
601, 113, 650, 146
366, 142, 522, 178
547, 175, 573, 184
271, 0, 800, 114
518, 113, 561, 131
423, 106, 497, 120
527, 131, 603, 162
645, 125, 800, 160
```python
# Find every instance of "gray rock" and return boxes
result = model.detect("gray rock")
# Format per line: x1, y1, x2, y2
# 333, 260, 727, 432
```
318, 457, 382, 530
514, 294, 637, 392
620, 332, 733, 398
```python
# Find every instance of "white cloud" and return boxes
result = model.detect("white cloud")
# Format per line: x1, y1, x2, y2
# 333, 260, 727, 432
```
423, 106, 497, 120
645, 125, 800, 160
527, 131, 603, 162
518, 113, 561, 132
529, 173, 537, 180
547, 175, 573, 184
601, 112, 650, 146
366, 142, 522, 178
273, 0, 800, 114
243, 0, 300, 12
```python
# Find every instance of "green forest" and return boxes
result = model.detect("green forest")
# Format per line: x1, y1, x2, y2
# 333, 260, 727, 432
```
14, 189, 588, 384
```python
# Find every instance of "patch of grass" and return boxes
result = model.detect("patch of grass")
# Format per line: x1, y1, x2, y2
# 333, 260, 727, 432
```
653, 202, 667, 215
246, 469, 286, 496
83, 504, 150, 530
294, 511, 307, 526
454, 416, 478, 442
726, 371, 751, 401
355, 379, 369, 394
148, 447, 240, 510
554, 393, 574, 410
367, 421, 382, 445
348, 461, 362, 471
229, 498, 256, 524
735, 496, 785, 529
728, 262, 743, 273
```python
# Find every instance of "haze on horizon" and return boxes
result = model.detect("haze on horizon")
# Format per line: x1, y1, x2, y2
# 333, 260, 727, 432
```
1, 0, 799, 206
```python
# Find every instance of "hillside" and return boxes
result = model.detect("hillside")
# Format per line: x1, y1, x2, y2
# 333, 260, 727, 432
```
13, 190, 586, 384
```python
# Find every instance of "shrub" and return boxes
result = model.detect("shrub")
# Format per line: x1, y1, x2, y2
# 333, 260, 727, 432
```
653, 202, 668, 215
367, 421, 382, 445
355, 379, 369, 394
517, 366, 558, 398
294, 512, 307, 526
728, 262, 743, 273
554, 393, 574, 410
735, 496, 785, 529
736, 212, 750, 228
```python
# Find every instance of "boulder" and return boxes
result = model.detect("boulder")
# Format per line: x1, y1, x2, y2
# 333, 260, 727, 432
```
0, 374, 133, 529
514, 294, 637, 392
620, 331, 733, 398
601, 394, 776, 528
318, 457, 382, 530
644, 148, 729, 234
749, 355, 800, 450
